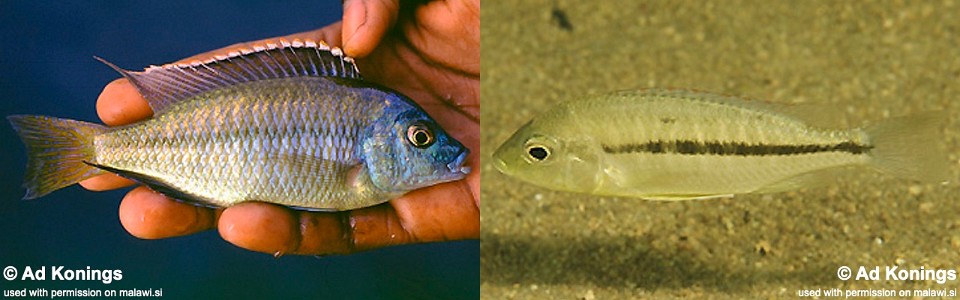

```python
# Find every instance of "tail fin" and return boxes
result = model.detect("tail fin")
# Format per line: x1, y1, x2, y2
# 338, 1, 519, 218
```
864, 111, 951, 184
7, 115, 110, 199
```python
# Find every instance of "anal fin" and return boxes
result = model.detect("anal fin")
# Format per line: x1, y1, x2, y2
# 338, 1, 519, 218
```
751, 165, 860, 195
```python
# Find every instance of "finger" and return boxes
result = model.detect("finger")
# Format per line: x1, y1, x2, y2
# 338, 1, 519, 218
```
175, 23, 344, 64
342, 204, 412, 252
79, 173, 135, 191
217, 203, 301, 255
96, 79, 152, 126
119, 186, 217, 239
219, 183, 480, 256
217, 203, 357, 256
292, 182, 479, 255
292, 204, 405, 255
342, 0, 399, 57
399, 0, 480, 76
293, 210, 355, 255
82, 79, 152, 191
389, 182, 479, 242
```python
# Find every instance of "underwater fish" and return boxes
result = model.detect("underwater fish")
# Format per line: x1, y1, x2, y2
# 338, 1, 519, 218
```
493, 89, 948, 200
9, 39, 470, 211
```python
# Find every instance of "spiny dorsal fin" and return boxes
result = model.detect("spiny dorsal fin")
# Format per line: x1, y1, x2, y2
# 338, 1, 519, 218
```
96, 39, 361, 114
632, 88, 848, 128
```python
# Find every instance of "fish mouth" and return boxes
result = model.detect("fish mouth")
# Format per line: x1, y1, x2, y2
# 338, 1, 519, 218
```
491, 146, 512, 175
447, 149, 471, 175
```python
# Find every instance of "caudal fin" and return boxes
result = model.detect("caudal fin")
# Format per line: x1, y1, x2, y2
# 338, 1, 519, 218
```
864, 111, 951, 183
7, 115, 109, 199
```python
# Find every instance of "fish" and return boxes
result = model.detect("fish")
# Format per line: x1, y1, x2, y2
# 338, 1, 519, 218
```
493, 89, 949, 200
8, 39, 471, 211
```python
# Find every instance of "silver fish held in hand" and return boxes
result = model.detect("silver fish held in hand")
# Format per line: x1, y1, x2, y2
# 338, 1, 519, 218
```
493, 89, 948, 200
8, 39, 470, 211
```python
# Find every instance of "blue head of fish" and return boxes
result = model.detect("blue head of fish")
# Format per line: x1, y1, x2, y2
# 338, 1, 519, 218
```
362, 96, 470, 194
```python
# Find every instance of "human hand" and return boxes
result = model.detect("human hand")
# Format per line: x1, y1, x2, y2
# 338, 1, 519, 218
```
79, 0, 479, 255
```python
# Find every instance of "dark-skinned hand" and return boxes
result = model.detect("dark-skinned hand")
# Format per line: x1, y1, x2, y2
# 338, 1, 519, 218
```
79, 0, 479, 255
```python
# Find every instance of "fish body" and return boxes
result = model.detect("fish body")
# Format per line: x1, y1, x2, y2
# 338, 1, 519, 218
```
493, 89, 948, 200
9, 40, 470, 211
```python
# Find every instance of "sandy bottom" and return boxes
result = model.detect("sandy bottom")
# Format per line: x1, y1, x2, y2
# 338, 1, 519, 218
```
481, 1, 960, 298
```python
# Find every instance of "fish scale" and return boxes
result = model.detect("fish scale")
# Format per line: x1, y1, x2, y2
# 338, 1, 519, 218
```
9, 39, 470, 211
573, 93, 860, 148
92, 79, 373, 208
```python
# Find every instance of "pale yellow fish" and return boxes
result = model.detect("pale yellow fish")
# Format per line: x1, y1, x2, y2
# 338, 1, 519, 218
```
493, 89, 949, 200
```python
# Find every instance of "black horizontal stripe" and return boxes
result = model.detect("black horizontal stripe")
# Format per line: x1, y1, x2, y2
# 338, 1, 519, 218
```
601, 140, 873, 156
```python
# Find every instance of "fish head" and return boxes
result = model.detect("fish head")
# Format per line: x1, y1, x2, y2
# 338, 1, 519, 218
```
493, 119, 600, 194
363, 105, 470, 194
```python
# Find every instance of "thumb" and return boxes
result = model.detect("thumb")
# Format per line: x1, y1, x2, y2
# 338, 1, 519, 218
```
342, 0, 400, 58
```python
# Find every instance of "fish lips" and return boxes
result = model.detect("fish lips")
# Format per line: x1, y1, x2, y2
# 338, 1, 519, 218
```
447, 149, 472, 176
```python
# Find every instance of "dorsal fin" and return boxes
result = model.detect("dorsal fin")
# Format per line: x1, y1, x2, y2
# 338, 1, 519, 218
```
635, 88, 848, 128
96, 39, 362, 114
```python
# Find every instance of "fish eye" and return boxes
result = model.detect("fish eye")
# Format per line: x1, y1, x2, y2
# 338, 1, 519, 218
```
406, 123, 434, 148
526, 145, 550, 161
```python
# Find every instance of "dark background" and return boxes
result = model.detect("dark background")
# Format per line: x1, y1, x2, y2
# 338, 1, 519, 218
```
0, 2, 478, 299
